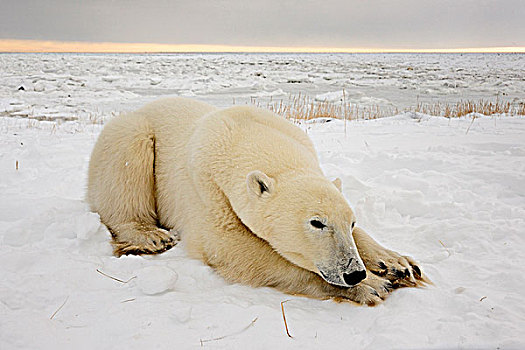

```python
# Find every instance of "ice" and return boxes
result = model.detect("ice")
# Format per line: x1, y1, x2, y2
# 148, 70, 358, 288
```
1, 53, 524, 122
135, 266, 179, 295
149, 77, 162, 85
1, 53, 525, 349
33, 81, 46, 92
315, 90, 344, 102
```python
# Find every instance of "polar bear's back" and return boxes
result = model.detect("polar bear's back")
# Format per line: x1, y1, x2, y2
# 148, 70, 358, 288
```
136, 97, 218, 143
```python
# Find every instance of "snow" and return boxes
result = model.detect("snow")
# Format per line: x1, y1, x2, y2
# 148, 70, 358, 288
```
1, 53, 525, 349
1, 53, 524, 122
135, 266, 179, 296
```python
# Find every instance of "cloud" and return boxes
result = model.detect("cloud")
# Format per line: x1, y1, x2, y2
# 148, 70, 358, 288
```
2, 39, 524, 53
1, 0, 524, 49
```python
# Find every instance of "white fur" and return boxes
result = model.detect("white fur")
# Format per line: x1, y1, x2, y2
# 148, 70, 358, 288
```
87, 97, 427, 305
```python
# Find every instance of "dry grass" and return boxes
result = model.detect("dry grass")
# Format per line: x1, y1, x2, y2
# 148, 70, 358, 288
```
248, 93, 398, 121
415, 99, 524, 118
280, 300, 293, 338
245, 92, 525, 121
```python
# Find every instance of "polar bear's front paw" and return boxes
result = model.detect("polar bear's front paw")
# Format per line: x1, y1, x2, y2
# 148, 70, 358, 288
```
367, 251, 428, 288
337, 273, 392, 306
353, 228, 429, 289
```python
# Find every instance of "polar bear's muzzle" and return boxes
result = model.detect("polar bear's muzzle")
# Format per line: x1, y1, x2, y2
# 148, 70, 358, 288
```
319, 265, 367, 287
315, 229, 367, 287
317, 252, 367, 287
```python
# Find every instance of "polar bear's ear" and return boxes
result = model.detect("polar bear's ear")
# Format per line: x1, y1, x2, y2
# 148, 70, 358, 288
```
246, 170, 274, 197
332, 177, 342, 192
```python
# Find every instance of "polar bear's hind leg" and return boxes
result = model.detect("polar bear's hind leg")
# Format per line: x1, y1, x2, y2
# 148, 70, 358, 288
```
87, 113, 178, 256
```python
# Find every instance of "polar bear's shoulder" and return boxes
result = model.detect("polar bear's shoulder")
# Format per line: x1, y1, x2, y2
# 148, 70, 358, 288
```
209, 105, 315, 152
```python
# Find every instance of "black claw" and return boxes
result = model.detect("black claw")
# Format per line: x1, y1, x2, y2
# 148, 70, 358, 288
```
378, 261, 387, 270
413, 265, 421, 277
384, 281, 393, 292
372, 289, 380, 297
404, 268, 410, 277
394, 269, 405, 279
391, 280, 400, 287
372, 269, 387, 277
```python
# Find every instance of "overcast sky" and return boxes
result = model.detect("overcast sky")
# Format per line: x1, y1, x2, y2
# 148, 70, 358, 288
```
1, 0, 524, 49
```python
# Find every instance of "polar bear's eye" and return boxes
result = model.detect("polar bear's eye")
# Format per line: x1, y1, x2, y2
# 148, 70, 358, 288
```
310, 220, 326, 229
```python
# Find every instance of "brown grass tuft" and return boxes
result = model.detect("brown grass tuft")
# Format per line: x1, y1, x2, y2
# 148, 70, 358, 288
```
415, 99, 519, 118
245, 92, 525, 121
250, 93, 398, 121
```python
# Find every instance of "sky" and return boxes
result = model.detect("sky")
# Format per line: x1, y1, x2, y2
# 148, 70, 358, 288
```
1, 0, 524, 52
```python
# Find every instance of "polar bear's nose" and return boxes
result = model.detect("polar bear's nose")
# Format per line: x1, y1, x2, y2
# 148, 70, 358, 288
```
343, 270, 367, 286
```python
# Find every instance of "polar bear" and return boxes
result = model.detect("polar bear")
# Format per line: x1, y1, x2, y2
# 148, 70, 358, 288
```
87, 97, 427, 305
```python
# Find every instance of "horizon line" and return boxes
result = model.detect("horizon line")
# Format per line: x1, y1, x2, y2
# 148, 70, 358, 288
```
1, 39, 525, 54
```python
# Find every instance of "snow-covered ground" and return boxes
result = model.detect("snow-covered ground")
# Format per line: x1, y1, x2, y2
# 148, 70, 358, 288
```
1, 53, 525, 349
1, 53, 524, 121
1, 113, 524, 349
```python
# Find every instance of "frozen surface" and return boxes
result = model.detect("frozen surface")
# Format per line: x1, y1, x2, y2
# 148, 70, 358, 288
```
1, 53, 524, 123
1, 112, 524, 349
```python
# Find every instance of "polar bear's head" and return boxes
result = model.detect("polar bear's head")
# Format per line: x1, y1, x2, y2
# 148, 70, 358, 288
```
243, 170, 367, 287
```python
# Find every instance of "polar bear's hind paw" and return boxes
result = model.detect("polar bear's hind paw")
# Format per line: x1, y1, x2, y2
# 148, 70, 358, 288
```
109, 223, 180, 257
